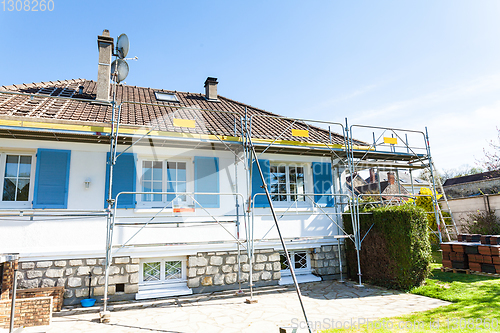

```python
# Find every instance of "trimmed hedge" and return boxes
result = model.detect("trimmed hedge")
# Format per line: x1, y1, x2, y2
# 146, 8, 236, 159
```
343, 204, 432, 290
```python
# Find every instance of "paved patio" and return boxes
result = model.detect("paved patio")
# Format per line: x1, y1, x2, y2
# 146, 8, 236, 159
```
18, 280, 449, 333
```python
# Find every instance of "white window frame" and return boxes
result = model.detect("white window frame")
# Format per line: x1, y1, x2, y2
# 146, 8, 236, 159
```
280, 250, 313, 277
270, 162, 309, 207
137, 157, 192, 209
0, 152, 36, 209
139, 257, 187, 285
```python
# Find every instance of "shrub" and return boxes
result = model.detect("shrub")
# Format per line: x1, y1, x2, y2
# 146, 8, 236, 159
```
464, 210, 500, 235
343, 204, 432, 291
415, 187, 441, 230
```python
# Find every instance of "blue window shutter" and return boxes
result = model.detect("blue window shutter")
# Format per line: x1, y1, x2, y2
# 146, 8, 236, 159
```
251, 159, 270, 208
194, 156, 219, 208
104, 152, 136, 208
33, 149, 71, 209
312, 162, 334, 207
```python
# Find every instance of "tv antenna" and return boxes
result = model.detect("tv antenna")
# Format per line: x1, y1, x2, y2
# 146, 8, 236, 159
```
111, 33, 138, 83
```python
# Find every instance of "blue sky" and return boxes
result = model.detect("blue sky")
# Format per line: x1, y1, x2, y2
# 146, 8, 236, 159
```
1, 1, 500, 172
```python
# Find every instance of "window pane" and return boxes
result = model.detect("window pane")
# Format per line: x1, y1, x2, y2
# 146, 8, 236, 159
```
280, 253, 289, 270
167, 181, 175, 192
4, 155, 19, 178
177, 182, 186, 193
165, 261, 182, 280
17, 179, 30, 201
177, 163, 186, 181
2, 178, 16, 201
152, 162, 162, 180
289, 167, 297, 182
294, 252, 307, 269
167, 162, 176, 181
142, 161, 152, 181
143, 262, 161, 282
18, 156, 32, 178
278, 166, 285, 174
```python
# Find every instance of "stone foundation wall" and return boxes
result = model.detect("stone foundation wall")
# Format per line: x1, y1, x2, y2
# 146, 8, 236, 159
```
17, 256, 139, 305
311, 244, 346, 278
187, 249, 281, 293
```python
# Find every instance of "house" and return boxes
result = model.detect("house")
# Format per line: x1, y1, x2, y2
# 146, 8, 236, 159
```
0, 30, 364, 305
443, 170, 500, 199
0, 30, 438, 307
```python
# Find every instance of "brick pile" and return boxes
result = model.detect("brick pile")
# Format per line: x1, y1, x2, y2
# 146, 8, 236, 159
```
441, 234, 500, 274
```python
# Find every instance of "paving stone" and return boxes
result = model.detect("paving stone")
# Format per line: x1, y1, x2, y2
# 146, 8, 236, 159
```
21, 280, 451, 333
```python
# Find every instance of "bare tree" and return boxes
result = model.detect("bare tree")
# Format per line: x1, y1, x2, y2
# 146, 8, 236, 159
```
478, 127, 500, 171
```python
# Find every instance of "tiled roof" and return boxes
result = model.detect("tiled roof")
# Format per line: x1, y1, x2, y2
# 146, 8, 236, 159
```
443, 170, 500, 187
0, 79, 352, 145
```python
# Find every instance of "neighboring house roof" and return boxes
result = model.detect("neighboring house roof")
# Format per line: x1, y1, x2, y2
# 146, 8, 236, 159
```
354, 181, 409, 197
346, 174, 368, 188
0, 79, 356, 146
443, 170, 500, 187
365, 170, 428, 186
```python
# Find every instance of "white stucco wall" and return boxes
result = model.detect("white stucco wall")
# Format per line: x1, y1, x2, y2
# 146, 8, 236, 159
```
0, 138, 344, 260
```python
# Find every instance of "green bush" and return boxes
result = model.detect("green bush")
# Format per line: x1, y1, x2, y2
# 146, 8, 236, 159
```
464, 210, 500, 235
343, 204, 432, 291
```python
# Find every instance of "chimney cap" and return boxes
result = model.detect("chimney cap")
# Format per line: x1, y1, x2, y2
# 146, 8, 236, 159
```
204, 77, 218, 86
98, 29, 114, 46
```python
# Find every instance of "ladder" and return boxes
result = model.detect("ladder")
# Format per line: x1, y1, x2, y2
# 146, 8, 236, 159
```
431, 161, 459, 242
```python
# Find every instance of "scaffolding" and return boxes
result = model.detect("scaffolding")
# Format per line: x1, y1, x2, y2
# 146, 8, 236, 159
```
0, 88, 455, 332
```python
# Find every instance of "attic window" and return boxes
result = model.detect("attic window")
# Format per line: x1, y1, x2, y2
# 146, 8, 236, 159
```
155, 92, 179, 102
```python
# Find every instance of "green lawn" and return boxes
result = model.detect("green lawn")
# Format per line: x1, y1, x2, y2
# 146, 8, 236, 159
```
321, 251, 500, 332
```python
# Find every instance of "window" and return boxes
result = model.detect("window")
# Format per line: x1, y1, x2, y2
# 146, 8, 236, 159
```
0, 154, 34, 207
138, 159, 188, 208
278, 250, 321, 286
141, 161, 163, 202
166, 162, 187, 206
140, 258, 186, 284
270, 164, 305, 203
280, 250, 309, 273
154, 92, 179, 102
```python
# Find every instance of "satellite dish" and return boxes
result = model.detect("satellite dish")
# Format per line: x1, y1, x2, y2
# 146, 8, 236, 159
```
111, 59, 129, 83
116, 34, 129, 59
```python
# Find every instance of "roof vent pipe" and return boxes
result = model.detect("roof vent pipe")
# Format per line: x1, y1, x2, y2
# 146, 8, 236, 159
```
96, 30, 114, 101
204, 77, 218, 101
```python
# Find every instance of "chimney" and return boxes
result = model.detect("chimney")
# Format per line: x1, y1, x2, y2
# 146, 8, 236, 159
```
387, 172, 395, 185
204, 77, 218, 101
96, 30, 114, 101
369, 168, 376, 183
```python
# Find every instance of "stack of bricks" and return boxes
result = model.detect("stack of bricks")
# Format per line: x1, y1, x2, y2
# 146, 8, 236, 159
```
441, 234, 500, 274
467, 235, 500, 273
